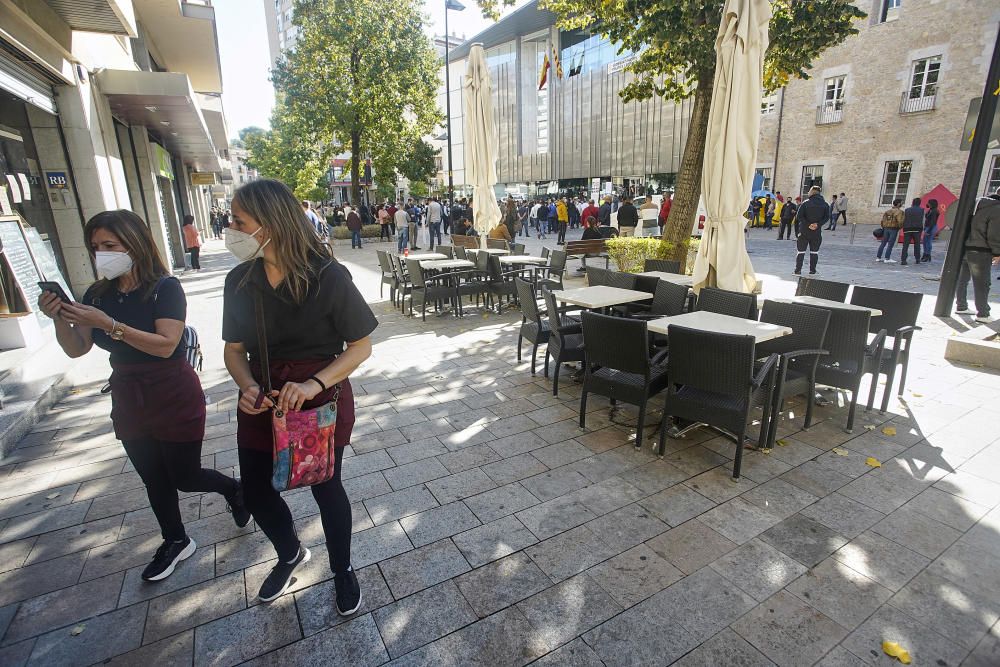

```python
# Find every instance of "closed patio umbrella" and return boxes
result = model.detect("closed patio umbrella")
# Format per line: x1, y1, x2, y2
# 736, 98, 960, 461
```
692, 0, 770, 294
463, 43, 501, 240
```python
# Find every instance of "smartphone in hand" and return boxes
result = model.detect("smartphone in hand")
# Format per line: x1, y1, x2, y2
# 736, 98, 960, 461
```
38, 281, 73, 303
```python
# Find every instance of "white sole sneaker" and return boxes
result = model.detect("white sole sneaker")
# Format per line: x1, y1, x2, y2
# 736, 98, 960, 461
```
338, 591, 363, 617
954, 309, 973, 315
258, 547, 311, 603
145, 538, 197, 582
975, 317, 992, 324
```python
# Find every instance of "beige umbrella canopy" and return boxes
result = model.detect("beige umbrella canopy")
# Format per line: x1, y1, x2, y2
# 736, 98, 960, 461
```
462, 43, 501, 239
692, 0, 771, 294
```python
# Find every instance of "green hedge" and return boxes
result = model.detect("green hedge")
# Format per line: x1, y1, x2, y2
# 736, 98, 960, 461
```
330, 224, 382, 239
605, 237, 700, 274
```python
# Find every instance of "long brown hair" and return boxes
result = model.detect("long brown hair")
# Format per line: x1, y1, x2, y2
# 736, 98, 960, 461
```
84, 210, 169, 301
233, 179, 331, 304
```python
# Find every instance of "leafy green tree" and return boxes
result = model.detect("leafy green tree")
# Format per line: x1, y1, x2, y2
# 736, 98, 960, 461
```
399, 139, 440, 186
271, 0, 441, 205
241, 107, 331, 200
477, 0, 865, 260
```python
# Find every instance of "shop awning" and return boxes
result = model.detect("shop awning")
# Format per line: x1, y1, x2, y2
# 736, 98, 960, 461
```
97, 69, 222, 173
44, 0, 137, 37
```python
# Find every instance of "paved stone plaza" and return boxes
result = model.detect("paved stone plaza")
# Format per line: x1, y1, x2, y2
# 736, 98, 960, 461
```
1, 227, 998, 666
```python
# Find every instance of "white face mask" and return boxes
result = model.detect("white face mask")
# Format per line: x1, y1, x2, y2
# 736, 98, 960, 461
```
95, 251, 133, 280
224, 226, 269, 262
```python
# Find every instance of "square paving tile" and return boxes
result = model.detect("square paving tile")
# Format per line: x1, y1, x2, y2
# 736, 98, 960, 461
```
454, 552, 552, 618
840, 604, 967, 667
531, 637, 605, 667
3, 571, 124, 644
363, 485, 439, 526
142, 571, 247, 644
103, 631, 193, 667
584, 503, 668, 551
740, 478, 819, 520
672, 628, 776, 667
517, 574, 623, 648
799, 493, 886, 539
373, 580, 477, 659
435, 444, 502, 474
709, 538, 807, 602
516, 496, 596, 541
645, 519, 737, 575
525, 524, 619, 582
461, 482, 539, 525
426, 468, 496, 505
698, 497, 784, 545
382, 458, 450, 491
731, 590, 848, 667
398, 502, 481, 548
785, 558, 893, 630
586, 544, 683, 608
519, 467, 591, 503
294, 565, 394, 637
888, 570, 1000, 650
481, 453, 548, 486
531, 439, 594, 469
831, 531, 930, 592
901, 486, 989, 532
566, 477, 646, 517
351, 521, 413, 569
26, 601, 149, 667
683, 467, 755, 503
638, 484, 716, 527
244, 613, 388, 667
452, 515, 539, 568
871, 505, 962, 559
759, 514, 848, 568
378, 538, 471, 598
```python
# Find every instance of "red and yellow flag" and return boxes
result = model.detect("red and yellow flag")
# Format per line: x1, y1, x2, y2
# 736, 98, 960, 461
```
538, 52, 550, 90
553, 47, 564, 79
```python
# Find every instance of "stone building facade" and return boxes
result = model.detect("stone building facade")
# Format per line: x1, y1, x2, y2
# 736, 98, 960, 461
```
757, 0, 1000, 224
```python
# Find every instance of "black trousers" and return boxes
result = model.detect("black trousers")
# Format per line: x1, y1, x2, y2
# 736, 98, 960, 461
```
778, 219, 793, 239
380, 224, 391, 241
123, 439, 236, 542
188, 247, 200, 270
238, 447, 352, 573
957, 249, 993, 317
900, 230, 922, 263
795, 235, 821, 273
557, 222, 568, 243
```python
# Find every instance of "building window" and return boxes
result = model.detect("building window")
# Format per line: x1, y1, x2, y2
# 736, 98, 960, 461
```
760, 93, 776, 115
880, 160, 912, 206
823, 76, 846, 111
878, 0, 901, 23
801, 165, 824, 197
755, 168, 772, 190
985, 155, 1000, 196
909, 56, 940, 99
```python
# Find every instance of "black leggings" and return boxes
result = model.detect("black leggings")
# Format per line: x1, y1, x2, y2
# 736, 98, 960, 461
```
189, 247, 200, 270
238, 446, 352, 573
123, 439, 237, 542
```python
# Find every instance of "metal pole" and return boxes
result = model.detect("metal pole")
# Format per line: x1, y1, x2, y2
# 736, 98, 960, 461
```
935, 27, 1000, 317
444, 5, 455, 212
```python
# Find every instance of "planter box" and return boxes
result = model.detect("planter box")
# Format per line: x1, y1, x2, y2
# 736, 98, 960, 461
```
944, 324, 1000, 370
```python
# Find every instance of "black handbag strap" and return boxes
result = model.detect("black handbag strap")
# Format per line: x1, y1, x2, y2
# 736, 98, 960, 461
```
253, 289, 272, 395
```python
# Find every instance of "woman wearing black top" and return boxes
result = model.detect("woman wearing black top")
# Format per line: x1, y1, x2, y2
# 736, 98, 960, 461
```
222, 179, 378, 613
922, 199, 940, 262
37, 210, 250, 582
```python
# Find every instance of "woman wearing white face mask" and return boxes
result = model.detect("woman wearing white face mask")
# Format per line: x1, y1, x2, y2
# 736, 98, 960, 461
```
36, 210, 250, 582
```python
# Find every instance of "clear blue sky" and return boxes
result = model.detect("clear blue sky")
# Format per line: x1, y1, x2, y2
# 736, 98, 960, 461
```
214, 0, 514, 139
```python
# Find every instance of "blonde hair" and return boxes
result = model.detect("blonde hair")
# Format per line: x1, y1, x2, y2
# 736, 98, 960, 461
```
233, 179, 332, 304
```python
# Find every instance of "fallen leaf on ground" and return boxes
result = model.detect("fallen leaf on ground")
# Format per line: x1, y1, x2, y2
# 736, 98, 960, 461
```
70, 625, 85, 636
882, 426, 897, 437
776, 439, 789, 447
832, 447, 849, 456
882, 640, 911, 664
45, 492, 60, 500
864, 425, 876, 431
866, 457, 882, 468
759, 448, 772, 454
911, 393, 923, 398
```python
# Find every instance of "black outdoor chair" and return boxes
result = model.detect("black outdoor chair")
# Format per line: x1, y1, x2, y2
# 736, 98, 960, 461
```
541, 247, 551, 259
454, 245, 468, 260
515, 278, 550, 375
632, 280, 691, 355
404, 258, 469, 320
850, 286, 923, 413
579, 312, 670, 451
644, 259, 682, 274
697, 287, 757, 319
436, 245, 455, 259
657, 325, 779, 479
755, 301, 831, 448
796, 277, 850, 302
376, 250, 396, 302
543, 287, 586, 396
388, 253, 411, 311
813, 308, 886, 432
486, 254, 522, 312
487, 238, 509, 251
586, 266, 610, 286
537, 249, 567, 291
605, 271, 637, 291
511, 242, 526, 255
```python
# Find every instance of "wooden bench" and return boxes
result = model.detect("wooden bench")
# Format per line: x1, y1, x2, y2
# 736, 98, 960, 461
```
450, 234, 480, 250
564, 239, 611, 269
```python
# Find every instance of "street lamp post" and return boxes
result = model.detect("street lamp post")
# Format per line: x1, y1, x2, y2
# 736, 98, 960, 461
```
444, 0, 465, 213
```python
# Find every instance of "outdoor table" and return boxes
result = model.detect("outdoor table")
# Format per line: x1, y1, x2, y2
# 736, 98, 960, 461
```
637, 271, 694, 287
498, 255, 548, 265
404, 252, 447, 261
472, 248, 510, 255
768, 295, 882, 316
552, 286, 652, 311
646, 311, 792, 342
420, 259, 475, 270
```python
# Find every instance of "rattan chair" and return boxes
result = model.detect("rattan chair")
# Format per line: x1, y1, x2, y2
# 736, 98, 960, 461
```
657, 325, 779, 479
697, 287, 757, 319
376, 250, 396, 302
586, 266, 610, 286
756, 301, 831, 447
515, 278, 550, 375
486, 238, 509, 251
537, 249, 567, 291
796, 277, 850, 302
436, 245, 455, 259
643, 259, 682, 274
813, 308, 886, 432
404, 258, 463, 320
486, 254, 522, 312
850, 286, 922, 413
542, 287, 585, 396
454, 246, 468, 260
511, 242, 526, 255
579, 312, 670, 450
541, 247, 551, 259
605, 271, 637, 291
388, 253, 411, 311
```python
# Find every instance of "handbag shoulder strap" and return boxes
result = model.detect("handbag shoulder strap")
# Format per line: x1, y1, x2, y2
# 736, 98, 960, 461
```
253, 289, 272, 394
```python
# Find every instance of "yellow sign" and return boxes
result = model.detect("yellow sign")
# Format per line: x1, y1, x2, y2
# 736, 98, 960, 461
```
153, 144, 174, 181
190, 172, 217, 186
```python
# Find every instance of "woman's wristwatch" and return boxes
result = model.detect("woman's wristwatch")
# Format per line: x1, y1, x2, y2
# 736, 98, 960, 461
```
108, 319, 126, 341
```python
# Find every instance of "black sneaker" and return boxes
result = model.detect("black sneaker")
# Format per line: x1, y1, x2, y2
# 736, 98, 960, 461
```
226, 481, 252, 528
142, 537, 196, 581
258, 546, 311, 602
335, 566, 363, 616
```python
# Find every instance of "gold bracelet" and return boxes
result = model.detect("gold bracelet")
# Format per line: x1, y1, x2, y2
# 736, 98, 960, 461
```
110, 321, 126, 341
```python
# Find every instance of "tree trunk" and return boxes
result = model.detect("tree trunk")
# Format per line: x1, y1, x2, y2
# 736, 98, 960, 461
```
662, 71, 715, 263
350, 129, 361, 206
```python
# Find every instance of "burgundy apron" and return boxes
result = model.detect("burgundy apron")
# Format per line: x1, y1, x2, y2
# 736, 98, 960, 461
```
109, 357, 206, 442
237, 358, 356, 452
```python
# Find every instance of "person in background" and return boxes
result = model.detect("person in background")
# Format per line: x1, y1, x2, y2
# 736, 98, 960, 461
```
639, 197, 658, 237
567, 197, 580, 236
386, 201, 398, 237
394, 202, 411, 253
517, 200, 530, 237
955, 190, 1000, 323
775, 190, 785, 203
222, 178, 377, 612
377, 205, 391, 242
750, 197, 762, 227
210, 208, 223, 240
778, 196, 798, 240
875, 199, 905, 263
182, 215, 202, 271
617, 196, 639, 237
764, 195, 776, 230
503, 199, 518, 239
346, 204, 363, 250
529, 200, 541, 238
658, 193, 672, 235
426, 196, 443, 249
794, 186, 828, 275
38, 210, 249, 582
824, 194, 838, 230
581, 199, 601, 233
900, 197, 924, 265
302, 201, 325, 239
836, 192, 849, 227
921, 199, 940, 262
488, 221, 512, 243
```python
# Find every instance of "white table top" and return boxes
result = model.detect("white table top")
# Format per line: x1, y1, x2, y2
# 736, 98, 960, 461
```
646, 311, 792, 342
638, 271, 694, 287
552, 286, 653, 310
405, 252, 447, 261
473, 248, 510, 255
769, 295, 882, 316
420, 259, 475, 270
499, 255, 548, 265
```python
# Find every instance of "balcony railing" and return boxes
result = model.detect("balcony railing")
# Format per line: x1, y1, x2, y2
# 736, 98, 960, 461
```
816, 105, 844, 125
900, 92, 936, 114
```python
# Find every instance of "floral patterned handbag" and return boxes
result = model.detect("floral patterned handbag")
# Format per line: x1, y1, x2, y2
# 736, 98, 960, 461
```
254, 290, 340, 491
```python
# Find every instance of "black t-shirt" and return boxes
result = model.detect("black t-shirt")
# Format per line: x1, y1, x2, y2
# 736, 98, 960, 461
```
222, 257, 378, 361
85, 277, 187, 364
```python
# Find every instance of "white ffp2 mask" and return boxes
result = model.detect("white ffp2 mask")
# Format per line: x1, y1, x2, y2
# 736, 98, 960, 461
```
224, 226, 269, 262
95, 251, 133, 280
